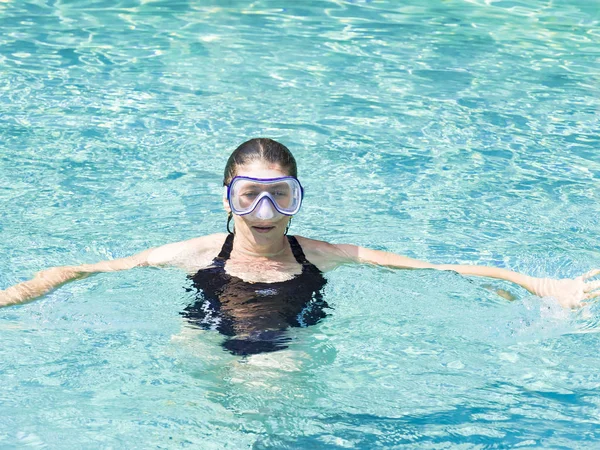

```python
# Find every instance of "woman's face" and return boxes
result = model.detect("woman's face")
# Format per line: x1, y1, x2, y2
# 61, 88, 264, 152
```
224, 161, 293, 242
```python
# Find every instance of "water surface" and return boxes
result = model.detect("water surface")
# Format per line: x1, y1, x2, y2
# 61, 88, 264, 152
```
1, 0, 600, 448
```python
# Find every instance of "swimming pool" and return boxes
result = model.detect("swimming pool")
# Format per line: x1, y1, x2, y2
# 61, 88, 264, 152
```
1, 0, 599, 447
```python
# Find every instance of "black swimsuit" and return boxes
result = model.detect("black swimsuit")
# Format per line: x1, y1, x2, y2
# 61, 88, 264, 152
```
181, 233, 329, 356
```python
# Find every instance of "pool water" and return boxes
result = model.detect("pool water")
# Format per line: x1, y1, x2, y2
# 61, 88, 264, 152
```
1, 0, 600, 448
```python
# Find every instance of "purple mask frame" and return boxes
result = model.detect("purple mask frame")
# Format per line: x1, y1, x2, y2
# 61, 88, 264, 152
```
226, 176, 304, 216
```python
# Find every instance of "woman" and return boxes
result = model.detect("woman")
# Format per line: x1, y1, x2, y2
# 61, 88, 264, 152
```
1, 138, 599, 355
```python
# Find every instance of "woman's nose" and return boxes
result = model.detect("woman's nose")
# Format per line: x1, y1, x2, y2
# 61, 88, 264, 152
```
253, 197, 277, 220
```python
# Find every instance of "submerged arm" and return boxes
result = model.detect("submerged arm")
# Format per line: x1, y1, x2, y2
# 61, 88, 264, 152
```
331, 244, 600, 308
0, 234, 222, 308
0, 249, 154, 308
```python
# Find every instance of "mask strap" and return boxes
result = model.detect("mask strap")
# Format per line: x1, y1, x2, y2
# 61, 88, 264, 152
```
226, 212, 234, 234
285, 217, 292, 235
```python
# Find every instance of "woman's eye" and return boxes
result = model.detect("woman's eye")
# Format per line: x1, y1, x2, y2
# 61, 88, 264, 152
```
269, 189, 289, 197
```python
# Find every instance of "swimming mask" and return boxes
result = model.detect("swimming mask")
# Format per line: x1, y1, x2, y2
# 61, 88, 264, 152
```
227, 176, 304, 217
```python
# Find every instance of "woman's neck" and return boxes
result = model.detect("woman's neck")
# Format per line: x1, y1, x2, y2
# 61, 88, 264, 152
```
232, 233, 289, 258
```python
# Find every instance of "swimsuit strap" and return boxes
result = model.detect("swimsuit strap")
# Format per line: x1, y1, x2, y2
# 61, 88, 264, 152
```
287, 235, 309, 265
217, 233, 235, 260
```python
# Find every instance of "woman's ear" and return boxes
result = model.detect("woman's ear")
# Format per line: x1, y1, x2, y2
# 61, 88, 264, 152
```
223, 186, 231, 212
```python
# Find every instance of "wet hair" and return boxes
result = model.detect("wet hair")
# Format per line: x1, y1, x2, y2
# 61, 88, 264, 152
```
223, 138, 298, 186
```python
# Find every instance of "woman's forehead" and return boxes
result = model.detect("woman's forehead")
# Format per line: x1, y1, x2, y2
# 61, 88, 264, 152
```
235, 162, 289, 178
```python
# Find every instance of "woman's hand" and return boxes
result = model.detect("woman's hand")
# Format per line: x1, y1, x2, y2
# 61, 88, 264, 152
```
0, 290, 15, 307
531, 269, 600, 309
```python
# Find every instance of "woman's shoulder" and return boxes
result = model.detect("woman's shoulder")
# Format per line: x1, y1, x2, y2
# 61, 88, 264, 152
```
147, 233, 228, 268
293, 235, 336, 253
293, 235, 357, 271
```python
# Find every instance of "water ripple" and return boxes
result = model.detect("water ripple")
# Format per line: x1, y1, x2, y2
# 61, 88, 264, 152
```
1, 0, 600, 448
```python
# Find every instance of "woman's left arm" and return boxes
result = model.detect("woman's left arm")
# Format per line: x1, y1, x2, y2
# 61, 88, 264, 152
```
329, 244, 600, 308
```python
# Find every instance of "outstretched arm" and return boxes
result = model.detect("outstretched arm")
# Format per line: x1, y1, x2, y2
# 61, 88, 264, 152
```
0, 233, 225, 308
0, 249, 154, 307
330, 244, 600, 308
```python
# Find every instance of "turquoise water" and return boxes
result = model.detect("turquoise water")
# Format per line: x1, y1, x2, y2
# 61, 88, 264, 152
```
1, 0, 600, 447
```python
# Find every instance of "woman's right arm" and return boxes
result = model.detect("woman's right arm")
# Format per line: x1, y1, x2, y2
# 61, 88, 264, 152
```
0, 248, 155, 307
0, 234, 224, 308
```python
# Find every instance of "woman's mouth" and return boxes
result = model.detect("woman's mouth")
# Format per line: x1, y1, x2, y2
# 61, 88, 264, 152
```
252, 225, 275, 233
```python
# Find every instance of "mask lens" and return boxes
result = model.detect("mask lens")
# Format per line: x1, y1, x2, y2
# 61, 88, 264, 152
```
236, 183, 261, 209
268, 183, 292, 209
